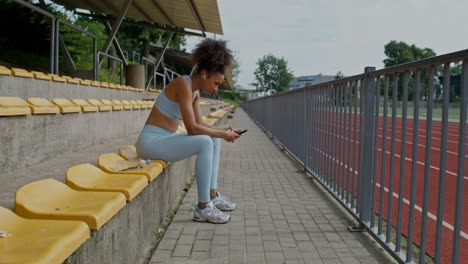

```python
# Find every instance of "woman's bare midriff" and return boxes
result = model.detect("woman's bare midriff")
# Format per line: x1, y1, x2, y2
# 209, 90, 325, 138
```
145, 106, 180, 133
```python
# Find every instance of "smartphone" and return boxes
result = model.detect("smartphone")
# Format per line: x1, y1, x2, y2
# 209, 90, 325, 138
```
238, 129, 247, 135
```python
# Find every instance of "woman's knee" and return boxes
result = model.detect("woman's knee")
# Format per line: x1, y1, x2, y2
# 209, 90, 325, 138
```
193, 135, 214, 151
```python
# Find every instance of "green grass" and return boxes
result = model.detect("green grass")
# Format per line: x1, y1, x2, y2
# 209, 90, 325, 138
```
223, 98, 240, 107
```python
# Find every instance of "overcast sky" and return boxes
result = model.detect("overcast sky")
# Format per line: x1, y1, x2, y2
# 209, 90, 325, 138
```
185, 0, 468, 89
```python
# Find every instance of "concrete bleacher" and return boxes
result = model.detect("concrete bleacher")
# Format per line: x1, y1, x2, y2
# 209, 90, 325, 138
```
0, 67, 234, 263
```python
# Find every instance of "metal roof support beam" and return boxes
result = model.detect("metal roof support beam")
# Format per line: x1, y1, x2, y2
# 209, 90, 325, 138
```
101, 0, 133, 55
146, 32, 174, 90
103, 20, 128, 68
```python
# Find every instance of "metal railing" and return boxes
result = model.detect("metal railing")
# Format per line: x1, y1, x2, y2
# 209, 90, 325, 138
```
242, 49, 468, 264
55, 18, 97, 78
97, 51, 123, 84
13, 0, 55, 73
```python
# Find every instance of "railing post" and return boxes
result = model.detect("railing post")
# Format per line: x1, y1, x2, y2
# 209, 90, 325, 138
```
349, 66, 376, 232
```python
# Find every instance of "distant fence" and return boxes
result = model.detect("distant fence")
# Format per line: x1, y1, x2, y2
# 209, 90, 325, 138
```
242, 49, 468, 264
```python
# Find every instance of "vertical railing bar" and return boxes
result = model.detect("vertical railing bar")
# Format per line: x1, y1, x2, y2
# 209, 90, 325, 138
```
314, 88, 319, 174
332, 85, 338, 193
303, 89, 308, 169
316, 88, 321, 178
306, 88, 317, 173
378, 75, 389, 236
406, 69, 421, 262
346, 82, 352, 205
358, 78, 366, 218
327, 86, 333, 189
318, 86, 325, 182
341, 82, 349, 201
307, 88, 312, 171
396, 71, 409, 252
419, 66, 435, 264
341, 83, 346, 200
386, 73, 399, 243
451, 59, 468, 264
371, 76, 380, 229
351, 81, 358, 209
434, 63, 451, 263
337, 84, 343, 197
322, 88, 327, 183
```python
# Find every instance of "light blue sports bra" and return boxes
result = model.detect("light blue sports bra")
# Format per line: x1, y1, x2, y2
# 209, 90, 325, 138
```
153, 75, 195, 120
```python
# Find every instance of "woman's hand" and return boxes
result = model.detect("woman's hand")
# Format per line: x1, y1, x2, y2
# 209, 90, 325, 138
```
227, 126, 241, 134
223, 130, 240, 142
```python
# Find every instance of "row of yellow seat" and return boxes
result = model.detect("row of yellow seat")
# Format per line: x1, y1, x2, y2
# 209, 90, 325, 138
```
0, 106, 234, 264
0, 97, 154, 116
0, 66, 144, 92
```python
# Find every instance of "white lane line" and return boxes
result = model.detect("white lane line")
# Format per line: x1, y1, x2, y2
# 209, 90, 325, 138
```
311, 149, 468, 240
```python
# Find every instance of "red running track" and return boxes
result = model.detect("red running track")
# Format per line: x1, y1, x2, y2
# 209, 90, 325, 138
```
308, 112, 467, 263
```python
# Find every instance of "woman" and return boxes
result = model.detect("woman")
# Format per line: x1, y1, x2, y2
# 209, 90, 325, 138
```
136, 39, 240, 224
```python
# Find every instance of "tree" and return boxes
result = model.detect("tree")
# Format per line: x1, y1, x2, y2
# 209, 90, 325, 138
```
383, 41, 436, 100
231, 52, 241, 85
335, 71, 344, 80
384, 41, 435, 67
251, 54, 293, 93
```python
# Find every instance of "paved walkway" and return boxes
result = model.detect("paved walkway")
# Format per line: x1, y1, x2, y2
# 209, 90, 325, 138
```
149, 109, 395, 264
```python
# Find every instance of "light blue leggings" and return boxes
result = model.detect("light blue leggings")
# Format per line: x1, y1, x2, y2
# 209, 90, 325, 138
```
135, 125, 220, 203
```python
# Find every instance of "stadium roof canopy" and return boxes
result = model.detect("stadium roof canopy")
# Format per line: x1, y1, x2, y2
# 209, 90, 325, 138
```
52, 0, 223, 34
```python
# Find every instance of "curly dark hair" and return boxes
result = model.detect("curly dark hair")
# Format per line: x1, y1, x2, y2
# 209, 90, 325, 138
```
191, 38, 233, 75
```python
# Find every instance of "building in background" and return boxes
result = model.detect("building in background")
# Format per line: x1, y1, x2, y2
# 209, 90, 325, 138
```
288, 74, 336, 90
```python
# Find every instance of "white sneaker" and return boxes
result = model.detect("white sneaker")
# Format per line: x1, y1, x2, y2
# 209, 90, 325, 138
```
193, 201, 230, 224
212, 192, 236, 211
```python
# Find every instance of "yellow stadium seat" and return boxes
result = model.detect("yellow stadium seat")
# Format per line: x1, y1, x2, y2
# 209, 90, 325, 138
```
62, 75, 80, 84
148, 88, 161, 93
209, 109, 228, 118
0, 96, 31, 116
109, 83, 117, 89
120, 100, 134, 110
119, 145, 168, 168
31, 71, 52, 81
11, 68, 33, 78
202, 116, 217, 126
98, 153, 163, 182
79, 79, 92, 86
136, 100, 148, 109
129, 100, 141, 110
66, 163, 148, 201
0, 65, 11, 75
47, 74, 66, 82
101, 99, 122, 111
0, 206, 89, 264
88, 99, 112, 112
15, 178, 126, 230
91, 80, 101, 87
27, 98, 60, 114
116, 84, 125, 90
51, 98, 81, 113
100, 82, 110, 88
111, 99, 130, 110
72, 99, 98, 112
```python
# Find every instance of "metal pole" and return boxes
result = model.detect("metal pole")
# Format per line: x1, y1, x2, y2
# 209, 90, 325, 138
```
101, 0, 134, 55
146, 32, 174, 90
360, 67, 376, 225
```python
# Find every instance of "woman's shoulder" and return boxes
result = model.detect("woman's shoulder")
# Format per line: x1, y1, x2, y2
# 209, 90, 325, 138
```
166, 76, 192, 100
